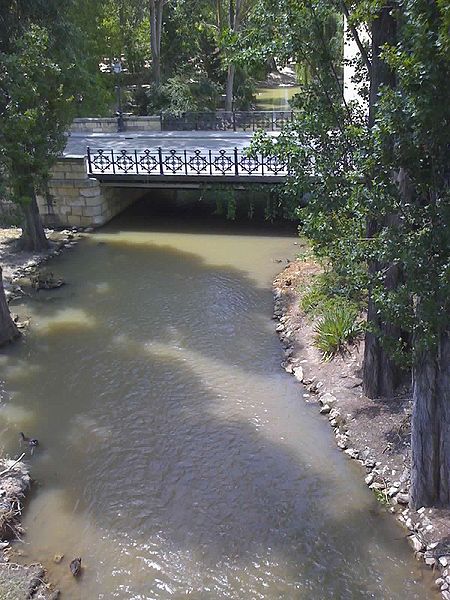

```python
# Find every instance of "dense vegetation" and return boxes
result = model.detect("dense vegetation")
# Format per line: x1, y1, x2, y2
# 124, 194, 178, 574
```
248, 0, 449, 509
0, 0, 448, 509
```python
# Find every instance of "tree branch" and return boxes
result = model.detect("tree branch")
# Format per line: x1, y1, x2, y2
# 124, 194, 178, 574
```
341, 0, 372, 76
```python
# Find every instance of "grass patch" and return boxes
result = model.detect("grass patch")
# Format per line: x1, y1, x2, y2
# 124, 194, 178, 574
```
298, 270, 364, 360
314, 303, 363, 360
299, 271, 364, 317
372, 488, 390, 506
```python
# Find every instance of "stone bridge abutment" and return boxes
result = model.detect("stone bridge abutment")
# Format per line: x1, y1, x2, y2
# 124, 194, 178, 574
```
37, 158, 143, 228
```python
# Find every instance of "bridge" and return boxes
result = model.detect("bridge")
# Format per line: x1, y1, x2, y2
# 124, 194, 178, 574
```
37, 111, 291, 229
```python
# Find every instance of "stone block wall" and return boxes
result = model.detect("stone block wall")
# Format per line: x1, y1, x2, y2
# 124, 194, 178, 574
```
69, 116, 161, 134
37, 158, 141, 228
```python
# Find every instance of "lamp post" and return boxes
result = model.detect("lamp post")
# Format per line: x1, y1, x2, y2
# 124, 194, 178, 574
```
112, 60, 124, 132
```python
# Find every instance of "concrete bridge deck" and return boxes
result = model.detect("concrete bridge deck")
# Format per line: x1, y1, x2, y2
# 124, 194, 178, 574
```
66, 131, 286, 184
64, 130, 276, 158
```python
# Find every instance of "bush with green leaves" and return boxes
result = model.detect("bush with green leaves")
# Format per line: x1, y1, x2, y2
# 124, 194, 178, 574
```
314, 302, 363, 361
300, 271, 364, 317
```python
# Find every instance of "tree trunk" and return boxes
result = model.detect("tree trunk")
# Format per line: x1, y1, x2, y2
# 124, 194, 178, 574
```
363, 266, 404, 398
18, 187, 49, 252
223, 0, 247, 111
410, 328, 450, 508
0, 267, 20, 347
149, 0, 163, 86
224, 64, 235, 111
362, 5, 401, 398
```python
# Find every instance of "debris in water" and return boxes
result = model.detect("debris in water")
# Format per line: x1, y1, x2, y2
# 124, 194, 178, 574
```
70, 557, 82, 577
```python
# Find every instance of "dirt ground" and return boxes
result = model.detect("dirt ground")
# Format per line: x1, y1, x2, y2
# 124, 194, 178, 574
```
274, 259, 450, 598
0, 227, 78, 286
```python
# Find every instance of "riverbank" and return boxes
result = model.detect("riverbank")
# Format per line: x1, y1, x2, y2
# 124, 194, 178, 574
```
0, 227, 83, 297
0, 457, 59, 599
273, 258, 450, 599
0, 226, 83, 599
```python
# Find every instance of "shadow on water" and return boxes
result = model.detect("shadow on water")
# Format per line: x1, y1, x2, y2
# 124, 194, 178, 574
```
109, 194, 300, 237
1, 212, 436, 598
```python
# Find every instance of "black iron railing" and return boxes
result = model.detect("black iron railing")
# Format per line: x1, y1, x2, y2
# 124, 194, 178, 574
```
161, 111, 293, 132
86, 147, 288, 178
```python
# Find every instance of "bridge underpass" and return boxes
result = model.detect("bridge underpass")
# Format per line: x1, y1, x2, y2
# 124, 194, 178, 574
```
37, 127, 287, 229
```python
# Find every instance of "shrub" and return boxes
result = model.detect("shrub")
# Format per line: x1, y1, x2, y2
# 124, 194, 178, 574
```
300, 271, 365, 317
314, 303, 363, 361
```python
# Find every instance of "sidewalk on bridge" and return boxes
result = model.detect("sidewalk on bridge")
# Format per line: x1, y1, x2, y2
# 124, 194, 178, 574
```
64, 130, 280, 158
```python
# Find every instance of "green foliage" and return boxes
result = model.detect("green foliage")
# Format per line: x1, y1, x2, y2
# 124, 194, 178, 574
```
161, 74, 220, 114
0, 0, 112, 221
373, 487, 390, 507
198, 185, 237, 219
250, 0, 450, 365
300, 271, 365, 317
99, 0, 150, 73
314, 303, 363, 361
130, 73, 220, 115
230, 66, 257, 110
196, 183, 292, 221
299, 269, 364, 360
0, 25, 70, 203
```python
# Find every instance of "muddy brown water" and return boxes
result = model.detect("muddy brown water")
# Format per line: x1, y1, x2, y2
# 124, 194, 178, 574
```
0, 207, 436, 599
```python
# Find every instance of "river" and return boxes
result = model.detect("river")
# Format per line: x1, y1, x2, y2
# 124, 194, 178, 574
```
0, 202, 434, 599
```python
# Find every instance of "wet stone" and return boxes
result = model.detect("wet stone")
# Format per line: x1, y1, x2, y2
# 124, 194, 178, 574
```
365, 473, 375, 486
293, 366, 304, 382
319, 392, 336, 406
407, 534, 425, 553
396, 493, 409, 505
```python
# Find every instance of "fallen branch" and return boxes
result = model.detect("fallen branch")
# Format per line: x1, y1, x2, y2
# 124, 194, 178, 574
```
0, 454, 25, 477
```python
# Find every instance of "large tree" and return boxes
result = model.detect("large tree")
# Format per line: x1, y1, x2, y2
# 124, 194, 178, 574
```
248, 0, 449, 507
0, 0, 96, 251
223, 0, 255, 110
362, 5, 402, 399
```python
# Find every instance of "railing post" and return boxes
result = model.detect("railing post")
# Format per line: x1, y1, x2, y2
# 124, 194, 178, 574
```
111, 149, 116, 174
134, 150, 139, 174
209, 150, 213, 175
86, 147, 92, 174
158, 147, 164, 175
234, 147, 239, 176
184, 150, 188, 175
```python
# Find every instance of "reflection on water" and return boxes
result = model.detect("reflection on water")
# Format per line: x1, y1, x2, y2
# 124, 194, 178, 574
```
28, 307, 96, 334
0, 209, 435, 599
255, 86, 300, 110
